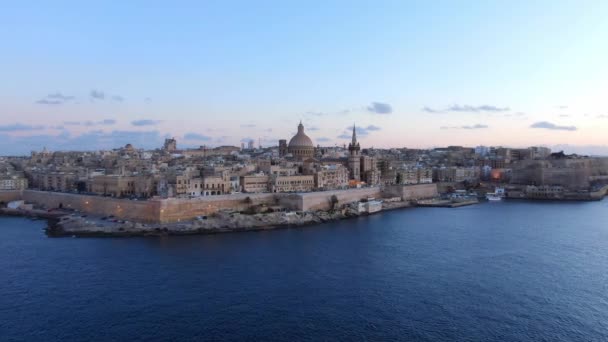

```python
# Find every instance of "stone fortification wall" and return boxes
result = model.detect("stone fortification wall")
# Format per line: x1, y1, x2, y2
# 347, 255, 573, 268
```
0, 190, 24, 203
4, 186, 437, 224
21, 190, 160, 223
158, 193, 283, 223
382, 183, 438, 201
299, 187, 382, 211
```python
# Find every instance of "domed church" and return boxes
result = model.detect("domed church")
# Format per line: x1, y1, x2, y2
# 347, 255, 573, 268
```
287, 121, 314, 159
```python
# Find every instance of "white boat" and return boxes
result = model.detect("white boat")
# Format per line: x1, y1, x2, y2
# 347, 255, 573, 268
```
486, 187, 505, 201
486, 193, 502, 201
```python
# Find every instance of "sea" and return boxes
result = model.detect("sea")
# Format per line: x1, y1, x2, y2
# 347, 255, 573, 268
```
2, 200, 608, 341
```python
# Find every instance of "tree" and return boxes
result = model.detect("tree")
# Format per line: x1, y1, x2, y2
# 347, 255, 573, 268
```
330, 195, 339, 210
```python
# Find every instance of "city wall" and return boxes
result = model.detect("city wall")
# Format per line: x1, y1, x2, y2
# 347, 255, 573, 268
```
382, 183, 439, 201
299, 187, 382, 211
2, 184, 439, 224
0, 190, 24, 203
1, 190, 161, 223
158, 193, 283, 223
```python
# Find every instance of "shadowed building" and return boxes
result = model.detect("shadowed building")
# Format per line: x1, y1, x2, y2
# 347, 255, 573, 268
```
279, 139, 287, 157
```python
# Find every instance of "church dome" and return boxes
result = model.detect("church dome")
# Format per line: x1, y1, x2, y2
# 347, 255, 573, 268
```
288, 122, 314, 148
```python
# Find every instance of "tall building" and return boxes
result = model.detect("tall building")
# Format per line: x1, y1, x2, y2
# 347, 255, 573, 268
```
163, 138, 177, 152
348, 124, 361, 181
279, 139, 287, 157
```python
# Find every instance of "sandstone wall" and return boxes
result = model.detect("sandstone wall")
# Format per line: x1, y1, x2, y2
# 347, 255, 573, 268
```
382, 183, 438, 201
158, 193, 282, 223
4, 186, 437, 224
20, 190, 160, 223
299, 187, 382, 211
0, 190, 24, 203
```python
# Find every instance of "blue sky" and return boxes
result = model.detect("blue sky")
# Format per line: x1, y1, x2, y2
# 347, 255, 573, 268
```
2, 1, 608, 155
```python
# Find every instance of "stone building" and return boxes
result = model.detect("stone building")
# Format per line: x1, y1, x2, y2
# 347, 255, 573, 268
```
287, 122, 314, 160
348, 124, 361, 181
90, 175, 136, 197
163, 138, 177, 152
241, 174, 270, 193
314, 164, 349, 190
279, 139, 287, 157
0, 176, 28, 190
271, 174, 315, 193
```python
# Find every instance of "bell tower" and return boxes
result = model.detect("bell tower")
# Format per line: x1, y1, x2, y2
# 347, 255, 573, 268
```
348, 124, 361, 181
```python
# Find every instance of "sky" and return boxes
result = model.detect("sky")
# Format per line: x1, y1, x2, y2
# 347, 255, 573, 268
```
1, 1, 608, 155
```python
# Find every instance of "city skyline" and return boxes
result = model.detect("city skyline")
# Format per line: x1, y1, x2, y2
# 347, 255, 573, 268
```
2, 1, 608, 155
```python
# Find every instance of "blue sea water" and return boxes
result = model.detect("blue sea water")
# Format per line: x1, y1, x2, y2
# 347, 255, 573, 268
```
2, 200, 608, 341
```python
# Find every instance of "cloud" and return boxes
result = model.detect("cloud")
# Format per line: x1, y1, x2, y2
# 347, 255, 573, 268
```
366, 102, 392, 114
338, 125, 382, 139
316, 137, 331, 142
240, 124, 256, 128
597, 115, 608, 119
131, 119, 161, 126
461, 124, 489, 129
530, 121, 577, 131
62, 119, 116, 126
305, 111, 327, 117
112, 95, 124, 102
559, 114, 570, 117
0, 123, 46, 132
307, 126, 320, 131
90, 89, 105, 100
35, 92, 75, 105
100, 119, 116, 125
448, 104, 509, 112
441, 124, 489, 130
36, 99, 63, 105
426, 104, 510, 113
422, 106, 443, 113
0, 130, 166, 155
47, 93, 74, 101
557, 105, 568, 109
184, 133, 212, 141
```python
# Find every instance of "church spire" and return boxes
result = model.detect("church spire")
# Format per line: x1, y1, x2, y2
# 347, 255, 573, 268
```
352, 123, 357, 145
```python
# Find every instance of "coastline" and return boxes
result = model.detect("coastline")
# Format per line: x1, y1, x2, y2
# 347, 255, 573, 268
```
2, 201, 414, 238
4, 192, 604, 238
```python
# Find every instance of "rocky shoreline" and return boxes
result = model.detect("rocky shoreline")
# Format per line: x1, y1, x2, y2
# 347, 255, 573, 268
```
45, 208, 365, 237
3, 200, 417, 238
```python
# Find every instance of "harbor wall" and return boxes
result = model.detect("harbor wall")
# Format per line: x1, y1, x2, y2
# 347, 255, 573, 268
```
0, 190, 24, 203
2, 185, 437, 224
20, 190, 160, 223
299, 187, 382, 211
382, 183, 439, 201
157, 193, 282, 223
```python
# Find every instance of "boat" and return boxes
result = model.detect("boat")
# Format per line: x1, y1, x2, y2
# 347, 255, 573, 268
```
486, 193, 502, 201
485, 187, 505, 201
